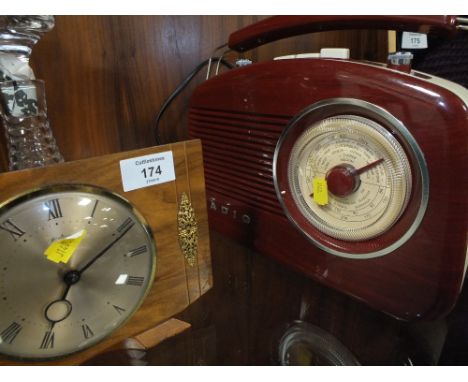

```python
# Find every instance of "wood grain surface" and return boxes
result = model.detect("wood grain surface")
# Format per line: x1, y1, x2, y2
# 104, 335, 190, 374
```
0, 139, 211, 365
0, 15, 387, 172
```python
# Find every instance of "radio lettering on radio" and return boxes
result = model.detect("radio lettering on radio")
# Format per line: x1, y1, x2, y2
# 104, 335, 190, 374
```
209, 197, 251, 225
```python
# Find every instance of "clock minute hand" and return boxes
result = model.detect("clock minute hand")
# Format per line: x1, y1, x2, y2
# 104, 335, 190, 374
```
44, 283, 73, 330
78, 219, 135, 274
43, 219, 136, 331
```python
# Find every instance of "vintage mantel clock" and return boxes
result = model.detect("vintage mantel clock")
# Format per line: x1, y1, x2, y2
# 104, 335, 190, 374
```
0, 185, 156, 360
0, 140, 211, 365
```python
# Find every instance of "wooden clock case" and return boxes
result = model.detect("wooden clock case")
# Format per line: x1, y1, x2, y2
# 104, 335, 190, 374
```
0, 139, 211, 365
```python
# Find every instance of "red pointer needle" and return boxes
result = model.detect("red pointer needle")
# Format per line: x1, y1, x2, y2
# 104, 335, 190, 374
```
353, 158, 385, 175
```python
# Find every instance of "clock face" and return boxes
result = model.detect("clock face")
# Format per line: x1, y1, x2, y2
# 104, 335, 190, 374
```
0, 184, 156, 361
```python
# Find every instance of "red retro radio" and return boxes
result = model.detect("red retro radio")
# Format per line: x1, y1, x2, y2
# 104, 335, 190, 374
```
188, 16, 468, 320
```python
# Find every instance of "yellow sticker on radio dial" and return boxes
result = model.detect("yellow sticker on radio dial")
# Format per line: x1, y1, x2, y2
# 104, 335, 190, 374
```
313, 178, 329, 206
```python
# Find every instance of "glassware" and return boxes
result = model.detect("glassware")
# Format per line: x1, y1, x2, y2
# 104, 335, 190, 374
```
0, 79, 63, 170
275, 321, 361, 365
0, 15, 55, 68
0, 16, 63, 170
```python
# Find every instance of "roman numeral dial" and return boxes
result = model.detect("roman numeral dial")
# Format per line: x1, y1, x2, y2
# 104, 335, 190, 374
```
126, 276, 145, 286
81, 324, 94, 339
112, 305, 126, 315
45, 199, 63, 220
0, 185, 156, 360
125, 245, 148, 258
90, 200, 99, 218
0, 219, 25, 241
0, 322, 22, 344
39, 330, 55, 349
117, 217, 134, 233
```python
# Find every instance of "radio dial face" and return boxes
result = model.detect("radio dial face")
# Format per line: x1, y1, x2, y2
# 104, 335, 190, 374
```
289, 116, 412, 241
274, 99, 429, 258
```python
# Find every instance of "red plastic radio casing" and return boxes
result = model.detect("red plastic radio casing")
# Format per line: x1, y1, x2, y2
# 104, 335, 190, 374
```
188, 17, 468, 320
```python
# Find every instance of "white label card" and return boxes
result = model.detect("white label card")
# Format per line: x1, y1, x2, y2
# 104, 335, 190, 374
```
401, 32, 428, 49
119, 150, 176, 192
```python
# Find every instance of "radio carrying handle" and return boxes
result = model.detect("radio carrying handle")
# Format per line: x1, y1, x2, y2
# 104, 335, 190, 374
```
228, 15, 461, 52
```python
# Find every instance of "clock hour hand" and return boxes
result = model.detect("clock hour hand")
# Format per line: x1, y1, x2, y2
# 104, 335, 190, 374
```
43, 218, 135, 328
44, 284, 73, 329
78, 218, 135, 274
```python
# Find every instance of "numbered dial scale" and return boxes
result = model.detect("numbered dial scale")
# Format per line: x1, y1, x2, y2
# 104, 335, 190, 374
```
0, 185, 156, 361
274, 99, 428, 258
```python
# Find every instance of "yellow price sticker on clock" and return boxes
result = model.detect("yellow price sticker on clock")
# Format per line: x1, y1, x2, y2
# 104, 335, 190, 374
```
313, 177, 329, 206
44, 229, 87, 264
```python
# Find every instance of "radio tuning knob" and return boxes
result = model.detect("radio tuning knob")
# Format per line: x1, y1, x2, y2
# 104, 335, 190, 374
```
387, 51, 413, 73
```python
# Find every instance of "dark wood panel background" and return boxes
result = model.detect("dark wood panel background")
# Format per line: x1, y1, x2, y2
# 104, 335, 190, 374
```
14, 15, 388, 167
2, 16, 464, 365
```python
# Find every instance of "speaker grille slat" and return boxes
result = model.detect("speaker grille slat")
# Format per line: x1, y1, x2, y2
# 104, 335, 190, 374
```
189, 108, 292, 216
191, 129, 276, 160
190, 122, 278, 149
190, 107, 290, 128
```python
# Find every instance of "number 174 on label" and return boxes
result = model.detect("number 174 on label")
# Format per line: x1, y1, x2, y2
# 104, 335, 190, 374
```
120, 150, 176, 192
